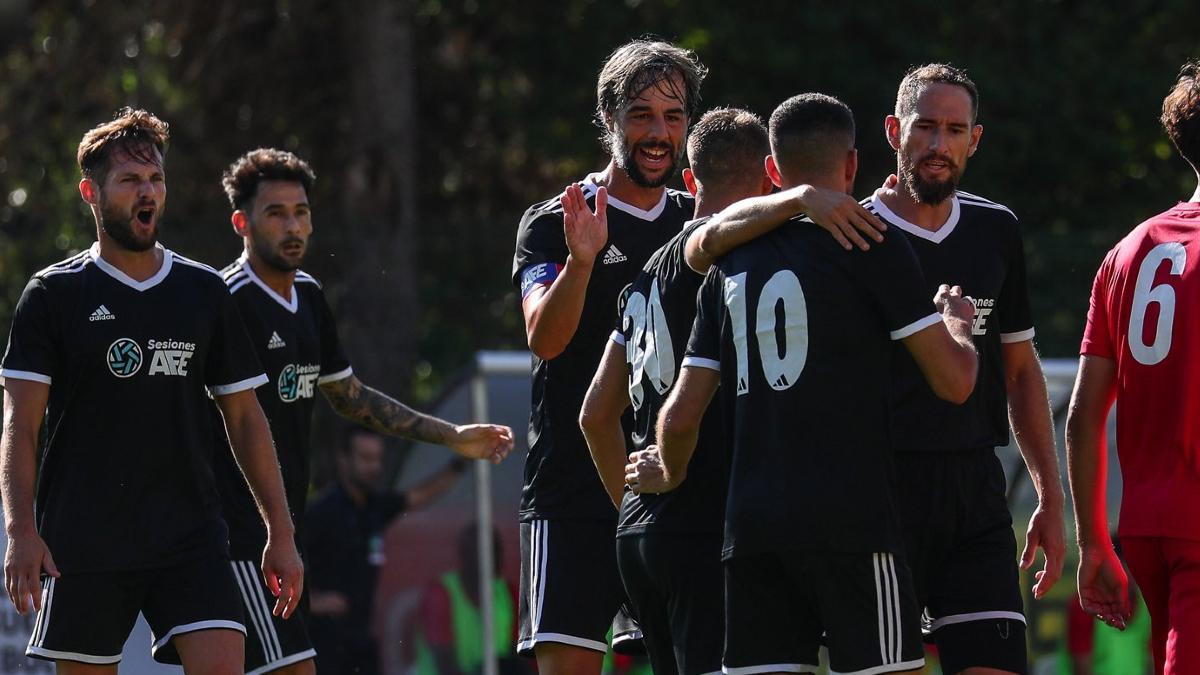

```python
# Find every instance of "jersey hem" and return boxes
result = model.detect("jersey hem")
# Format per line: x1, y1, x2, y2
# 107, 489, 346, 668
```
682, 355, 720, 371
517, 632, 608, 654
26, 646, 122, 665
723, 663, 819, 674
151, 620, 247, 652
246, 649, 318, 675
927, 610, 1025, 631
209, 373, 269, 396
829, 658, 925, 675
0, 368, 52, 385
889, 313, 941, 340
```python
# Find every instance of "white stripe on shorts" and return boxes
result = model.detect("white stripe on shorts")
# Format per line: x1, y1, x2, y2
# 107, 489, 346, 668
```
243, 561, 285, 661
232, 560, 281, 663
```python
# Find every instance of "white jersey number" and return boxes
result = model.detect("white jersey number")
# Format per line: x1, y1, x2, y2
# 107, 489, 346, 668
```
625, 279, 676, 410
723, 270, 809, 395
1128, 242, 1186, 366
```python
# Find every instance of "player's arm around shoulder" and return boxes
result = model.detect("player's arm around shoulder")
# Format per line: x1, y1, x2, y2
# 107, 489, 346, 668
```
631, 365, 719, 495
214, 388, 303, 618
900, 285, 979, 404
580, 339, 633, 507
1, 379, 59, 615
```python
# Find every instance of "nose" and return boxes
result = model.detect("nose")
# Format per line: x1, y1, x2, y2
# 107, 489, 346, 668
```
646, 113, 668, 141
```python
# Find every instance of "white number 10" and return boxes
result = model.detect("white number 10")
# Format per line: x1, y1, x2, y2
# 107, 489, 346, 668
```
723, 270, 809, 395
1129, 242, 1186, 366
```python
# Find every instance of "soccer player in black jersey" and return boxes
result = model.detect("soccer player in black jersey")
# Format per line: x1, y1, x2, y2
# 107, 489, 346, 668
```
215, 148, 514, 675
869, 65, 1063, 675
510, 39, 705, 674
0, 109, 302, 672
578, 107, 773, 675
641, 93, 979, 675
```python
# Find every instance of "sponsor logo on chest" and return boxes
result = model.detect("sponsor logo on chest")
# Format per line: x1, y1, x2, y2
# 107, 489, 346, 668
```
278, 363, 321, 402
971, 297, 995, 336
89, 305, 116, 321
106, 337, 196, 378
267, 331, 287, 350
602, 245, 628, 265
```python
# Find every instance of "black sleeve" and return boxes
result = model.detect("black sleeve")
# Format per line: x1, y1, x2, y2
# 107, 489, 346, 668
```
858, 228, 942, 341
683, 267, 725, 369
997, 218, 1036, 341
512, 202, 569, 294
314, 288, 353, 384
0, 277, 58, 385
206, 281, 269, 396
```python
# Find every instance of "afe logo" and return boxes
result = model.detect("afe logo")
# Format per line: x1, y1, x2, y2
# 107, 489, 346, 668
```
278, 363, 321, 402
107, 338, 143, 378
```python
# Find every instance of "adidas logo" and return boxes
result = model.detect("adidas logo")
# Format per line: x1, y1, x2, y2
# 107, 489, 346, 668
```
267, 332, 287, 350
89, 305, 116, 322
602, 245, 627, 265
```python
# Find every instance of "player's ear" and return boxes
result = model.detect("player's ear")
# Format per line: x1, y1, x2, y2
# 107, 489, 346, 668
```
884, 115, 902, 150
682, 167, 698, 197
765, 155, 783, 189
759, 169, 774, 196
79, 177, 99, 205
968, 123, 983, 157
231, 210, 251, 236
845, 148, 859, 189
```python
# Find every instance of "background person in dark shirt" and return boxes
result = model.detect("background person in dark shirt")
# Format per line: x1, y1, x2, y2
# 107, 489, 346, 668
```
305, 427, 468, 675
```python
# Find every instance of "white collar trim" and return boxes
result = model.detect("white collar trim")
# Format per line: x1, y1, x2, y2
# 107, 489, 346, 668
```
238, 254, 299, 313
89, 242, 174, 291
870, 189, 961, 244
582, 173, 668, 221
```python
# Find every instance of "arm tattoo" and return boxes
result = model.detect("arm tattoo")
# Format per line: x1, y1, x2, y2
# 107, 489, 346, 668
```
320, 376, 455, 444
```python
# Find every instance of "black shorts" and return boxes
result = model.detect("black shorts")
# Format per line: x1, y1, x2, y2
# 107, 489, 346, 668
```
616, 532, 723, 675
518, 518, 633, 656
724, 550, 923, 675
231, 559, 316, 674
26, 554, 245, 665
897, 449, 1028, 674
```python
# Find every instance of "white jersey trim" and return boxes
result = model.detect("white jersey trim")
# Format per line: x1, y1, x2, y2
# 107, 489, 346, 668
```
928, 610, 1026, 631
610, 330, 626, 346
517, 632, 608, 654
723, 664, 819, 674
682, 356, 720, 371
317, 366, 354, 385
0, 369, 52, 385
956, 190, 1017, 219
830, 658, 925, 675
889, 313, 942, 340
209, 373, 269, 396
26, 646, 122, 665
1000, 328, 1036, 343
151, 620, 247, 653
582, 173, 669, 221
37, 250, 92, 278
88, 242, 175, 291
869, 191, 961, 244
234, 256, 300, 314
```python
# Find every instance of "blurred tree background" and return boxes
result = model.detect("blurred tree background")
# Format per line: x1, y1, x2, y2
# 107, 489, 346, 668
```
2, 0, 1199, 441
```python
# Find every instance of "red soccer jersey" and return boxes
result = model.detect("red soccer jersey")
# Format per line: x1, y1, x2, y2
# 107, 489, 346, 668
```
1081, 202, 1200, 540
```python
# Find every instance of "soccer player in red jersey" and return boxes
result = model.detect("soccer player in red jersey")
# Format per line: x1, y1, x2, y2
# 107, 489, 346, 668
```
1067, 60, 1200, 675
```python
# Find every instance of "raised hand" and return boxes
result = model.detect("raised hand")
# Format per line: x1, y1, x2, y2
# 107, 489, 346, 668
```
802, 185, 886, 251
561, 184, 609, 267
935, 284, 976, 324
449, 424, 515, 464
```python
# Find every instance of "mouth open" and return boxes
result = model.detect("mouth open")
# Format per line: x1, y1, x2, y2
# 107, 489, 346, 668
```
639, 145, 671, 168
135, 207, 155, 225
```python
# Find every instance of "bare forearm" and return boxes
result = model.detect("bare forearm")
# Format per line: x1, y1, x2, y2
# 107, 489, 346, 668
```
224, 406, 293, 537
688, 189, 803, 273
1066, 411, 1108, 547
322, 376, 456, 444
1009, 369, 1064, 508
584, 423, 628, 508
524, 256, 594, 359
2, 387, 46, 536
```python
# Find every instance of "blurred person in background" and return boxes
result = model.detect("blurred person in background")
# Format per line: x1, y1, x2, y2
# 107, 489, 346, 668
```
305, 427, 471, 675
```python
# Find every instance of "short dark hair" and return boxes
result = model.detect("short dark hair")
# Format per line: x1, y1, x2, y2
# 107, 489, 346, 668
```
895, 63, 979, 123
77, 107, 169, 182
769, 93, 856, 177
221, 148, 316, 211
686, 107, 768, 191
595, 38, 707, 134
1162, 60, 1200, 169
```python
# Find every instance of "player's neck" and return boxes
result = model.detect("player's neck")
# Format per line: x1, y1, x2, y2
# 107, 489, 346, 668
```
880, 185, 954, 232
245, 249, 296, 301
95, 231, 164, 282
595, 161, 665, 213
693, 192, 742, 220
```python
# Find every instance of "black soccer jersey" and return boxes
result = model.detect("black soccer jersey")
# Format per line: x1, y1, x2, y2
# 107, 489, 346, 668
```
866, 190, 1035, 454
213, 256, 353, 559
685, 222, 939, 560
512, 174, 693, 521
613, 217, 726, 537
0, 244, 267, 573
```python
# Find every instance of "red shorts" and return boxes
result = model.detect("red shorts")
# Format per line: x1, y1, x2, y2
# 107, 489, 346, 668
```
1121, 536, 1200, 675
